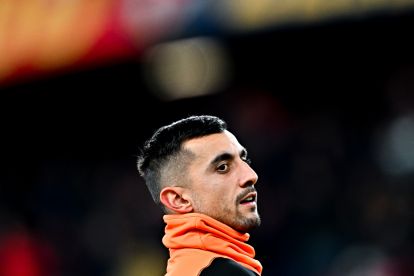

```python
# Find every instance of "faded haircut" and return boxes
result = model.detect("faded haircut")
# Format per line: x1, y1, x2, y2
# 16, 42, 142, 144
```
137, 115, 227, 210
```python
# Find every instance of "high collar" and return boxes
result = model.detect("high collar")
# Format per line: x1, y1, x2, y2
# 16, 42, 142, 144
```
162, 213, 262, 275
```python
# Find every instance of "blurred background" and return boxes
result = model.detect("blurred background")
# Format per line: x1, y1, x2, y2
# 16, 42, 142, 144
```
1, 1, 414, 275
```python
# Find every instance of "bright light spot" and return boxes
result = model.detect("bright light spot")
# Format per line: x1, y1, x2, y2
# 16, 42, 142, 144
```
142, 37, 230, 101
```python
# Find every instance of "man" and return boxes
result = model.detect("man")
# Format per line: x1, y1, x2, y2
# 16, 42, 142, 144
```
137, 115, 262, 275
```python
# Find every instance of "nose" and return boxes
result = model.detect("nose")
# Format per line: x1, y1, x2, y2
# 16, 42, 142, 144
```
240, 161, 258, 187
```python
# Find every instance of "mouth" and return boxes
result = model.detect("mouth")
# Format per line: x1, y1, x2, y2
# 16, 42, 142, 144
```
239, 192, 257, 205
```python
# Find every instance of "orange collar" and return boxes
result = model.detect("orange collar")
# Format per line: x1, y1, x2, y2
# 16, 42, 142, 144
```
162, 213, 262, 274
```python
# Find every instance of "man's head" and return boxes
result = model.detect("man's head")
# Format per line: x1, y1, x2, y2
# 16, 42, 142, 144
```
137, 115, 260, 232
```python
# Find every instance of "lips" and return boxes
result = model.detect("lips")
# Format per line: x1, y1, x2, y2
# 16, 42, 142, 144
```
239, 192, 257, 204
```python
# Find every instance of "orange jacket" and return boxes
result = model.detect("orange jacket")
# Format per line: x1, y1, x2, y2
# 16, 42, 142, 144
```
162, 213, 262, 275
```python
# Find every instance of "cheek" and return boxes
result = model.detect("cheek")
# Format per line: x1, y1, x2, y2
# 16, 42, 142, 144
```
213, 186, 235, 204
193, 175, 236, 204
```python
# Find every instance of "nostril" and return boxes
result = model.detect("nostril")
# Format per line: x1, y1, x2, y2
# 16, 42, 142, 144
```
242, 179, 257, 187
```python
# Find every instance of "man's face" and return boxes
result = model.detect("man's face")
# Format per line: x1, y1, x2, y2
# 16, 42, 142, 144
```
183, 130, 260, 232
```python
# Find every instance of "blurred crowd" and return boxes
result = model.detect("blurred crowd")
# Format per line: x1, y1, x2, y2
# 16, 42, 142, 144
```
1, 14, 414, 276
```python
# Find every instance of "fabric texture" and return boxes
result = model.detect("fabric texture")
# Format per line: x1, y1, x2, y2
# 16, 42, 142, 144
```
162, 213, 262, 275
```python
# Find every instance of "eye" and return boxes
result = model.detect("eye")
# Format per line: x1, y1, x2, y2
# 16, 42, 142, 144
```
217, 163, 229, 173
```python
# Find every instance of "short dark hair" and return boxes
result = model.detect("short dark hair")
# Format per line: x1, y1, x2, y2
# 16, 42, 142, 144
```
137, 115, 227, 208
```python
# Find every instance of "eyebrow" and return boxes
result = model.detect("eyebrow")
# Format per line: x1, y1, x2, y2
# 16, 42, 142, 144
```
209, 148, 248, 167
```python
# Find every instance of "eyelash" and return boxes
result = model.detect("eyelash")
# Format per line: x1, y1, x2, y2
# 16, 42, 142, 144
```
217, 163, 229, 172
217, 157, 251, 172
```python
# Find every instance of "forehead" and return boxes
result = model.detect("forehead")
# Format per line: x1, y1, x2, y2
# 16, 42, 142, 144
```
182, 130, 243, 158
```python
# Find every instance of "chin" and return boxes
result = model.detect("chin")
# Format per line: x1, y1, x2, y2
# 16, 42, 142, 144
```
233, 215, 261, 232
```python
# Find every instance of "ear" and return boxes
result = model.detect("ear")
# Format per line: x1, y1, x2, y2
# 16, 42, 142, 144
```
160, 187, 193, 214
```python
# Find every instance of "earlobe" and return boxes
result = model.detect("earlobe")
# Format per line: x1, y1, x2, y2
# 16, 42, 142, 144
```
160, 187, 193, 214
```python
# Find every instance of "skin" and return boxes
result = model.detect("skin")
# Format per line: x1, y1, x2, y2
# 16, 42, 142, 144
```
161, 130, 260, 232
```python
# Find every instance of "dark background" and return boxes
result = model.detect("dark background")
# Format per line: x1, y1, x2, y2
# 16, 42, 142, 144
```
1, 10, 413, 276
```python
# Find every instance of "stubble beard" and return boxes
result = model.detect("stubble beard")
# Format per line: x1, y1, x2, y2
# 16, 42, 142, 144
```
192, 193, 261, 233
232, 207, 261, 233
208, 204, 261, 233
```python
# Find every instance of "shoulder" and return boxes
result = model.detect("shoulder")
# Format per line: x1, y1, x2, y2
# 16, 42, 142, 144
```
200, 257, 260, 276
